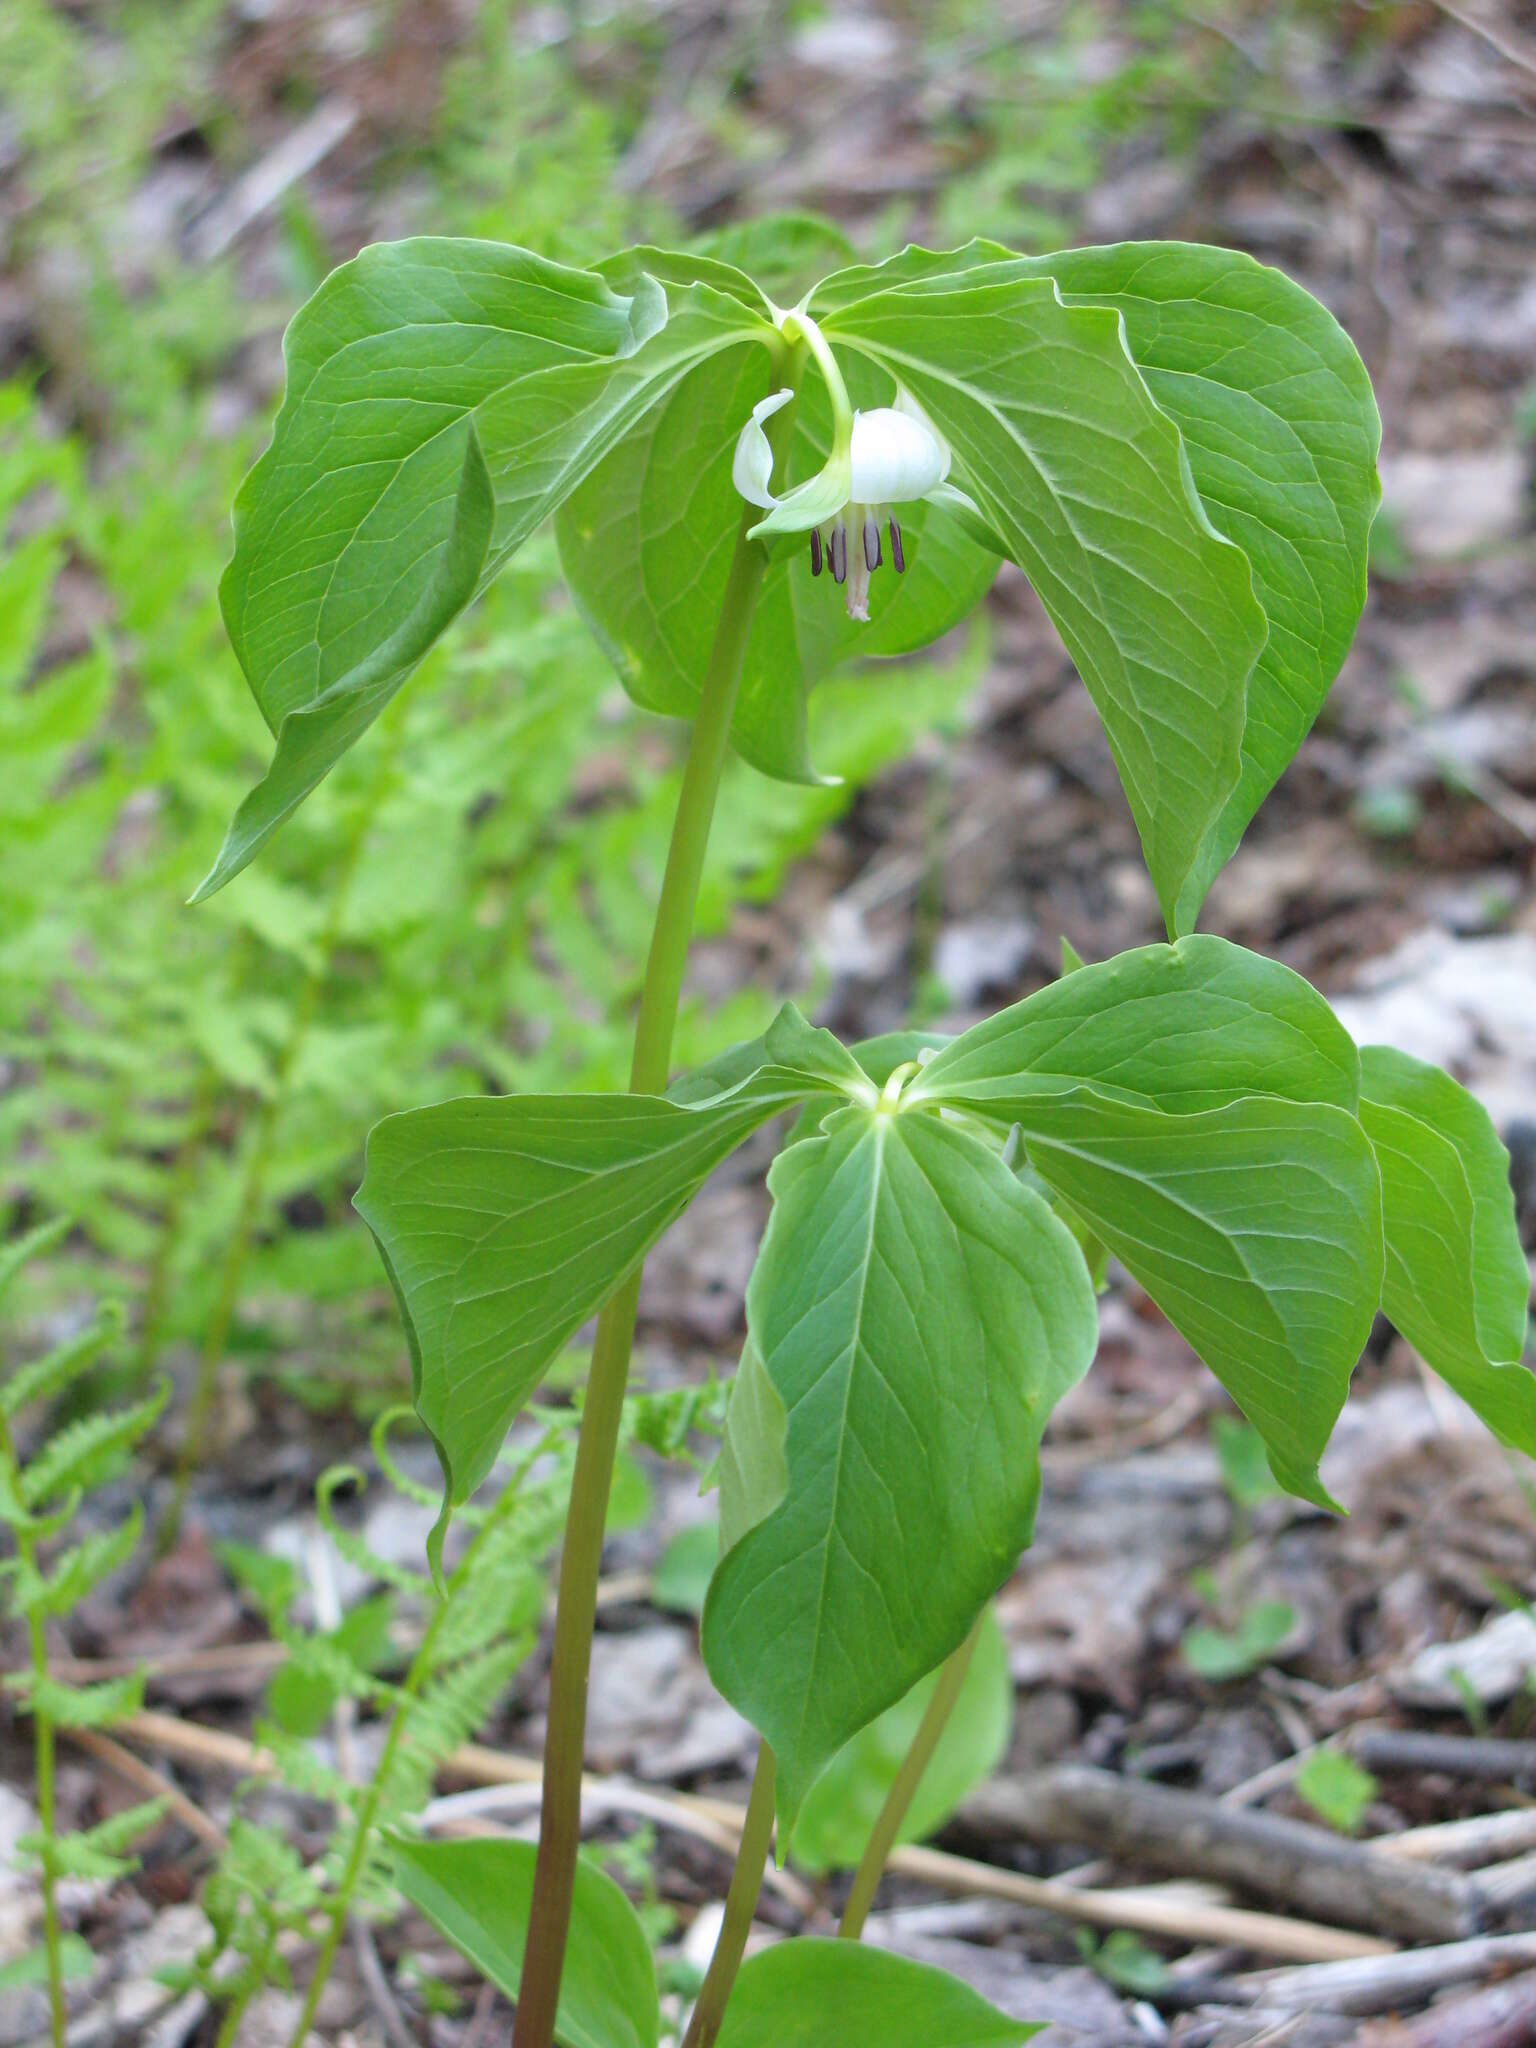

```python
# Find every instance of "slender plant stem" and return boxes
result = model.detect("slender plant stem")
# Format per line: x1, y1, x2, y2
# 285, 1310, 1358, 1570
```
838, 1615, 983, 1939
212, 1926, 276, 2048
511, 492, 781, 2048
680, 1747, 777, 2048
0, 1412, 65, 2047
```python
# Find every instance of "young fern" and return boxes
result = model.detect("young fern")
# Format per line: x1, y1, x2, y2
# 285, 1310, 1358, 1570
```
183, 1405, 570, 2045
0, 1219, 166, 2048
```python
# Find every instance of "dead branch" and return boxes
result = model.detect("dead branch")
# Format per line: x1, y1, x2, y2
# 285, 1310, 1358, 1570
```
962, 1765, 1483, 1943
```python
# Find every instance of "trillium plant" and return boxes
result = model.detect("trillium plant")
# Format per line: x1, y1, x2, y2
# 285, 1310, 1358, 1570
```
200, 219, 1534, 2048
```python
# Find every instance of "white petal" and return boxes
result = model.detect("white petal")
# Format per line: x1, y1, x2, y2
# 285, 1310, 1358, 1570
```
732, 387, 795, 509
848, 401, 950, 506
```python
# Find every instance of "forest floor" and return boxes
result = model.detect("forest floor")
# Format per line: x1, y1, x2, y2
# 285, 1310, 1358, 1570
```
3, 4, 1536, 2045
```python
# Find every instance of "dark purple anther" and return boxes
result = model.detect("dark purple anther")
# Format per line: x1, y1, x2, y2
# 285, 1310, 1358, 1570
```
830, 522, 847, 585
889, 517, 906, 574
863, 515, 881, 572
810, 527, 823, 577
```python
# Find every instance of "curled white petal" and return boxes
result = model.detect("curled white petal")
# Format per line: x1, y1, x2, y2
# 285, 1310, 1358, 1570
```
732, 387, 795, 509
848, 401, 949, 506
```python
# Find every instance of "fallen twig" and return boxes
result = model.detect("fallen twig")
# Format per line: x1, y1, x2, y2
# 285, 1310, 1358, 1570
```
65, 1725, 227, 1855
962, 1765, 1482, 1942
1377, 1808, 1536, 1869
1235, 1932, 1536, 2015
1355, 1967, 1536, 2046
112, 1711, 1385, 1962
1352, 1732, 1536, 1783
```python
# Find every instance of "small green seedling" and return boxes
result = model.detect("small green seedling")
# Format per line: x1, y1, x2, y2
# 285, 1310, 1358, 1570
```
1295, 1748, 1378, 1835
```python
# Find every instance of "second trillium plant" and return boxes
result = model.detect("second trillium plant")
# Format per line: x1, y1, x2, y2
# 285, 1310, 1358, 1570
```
200, 219, 1533, 2048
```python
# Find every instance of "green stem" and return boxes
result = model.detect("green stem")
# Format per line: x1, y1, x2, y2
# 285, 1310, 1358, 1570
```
680, 1748, 777, 2048
212, 1927, 277, 2048
0, 1414, 65, 2048
511, 495, 778, 2048
838, 1616, 983, 1940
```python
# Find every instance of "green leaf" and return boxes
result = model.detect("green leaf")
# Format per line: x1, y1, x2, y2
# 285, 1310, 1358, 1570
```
790, 1605, 1013, 1873
266, 1592, 397, 1737
193, 422, 494, 901
715, 1940, 1041, 2048
910, 940, 1385, 1505
33, 1505, 142, 1618
391, 1834, 659, 2048
689, 214, 857, 302
1211, 1416, 1283, 1510
1003, 1093, 1381, 1507
716, 1336, 788, 1557
0, 1216, 70, 1309
651, 1520, 720, 1617
911, 935, 1360, 1117
22, 1381, 168, 1510
703, 1106, 1096, 1832
0, 1936, 95, 1991
0, 1303, 123, 1422
1358, 1046, 1534, 1452
355, 1006, 856, 1540
813, 240, 1381, 926
18, 1669, 145, 1729
27, 1798, 167, 1883
825, 273, 1267, 935
556, 344, 998, 784
1025, 242, 1380, 929
1182, 1599, 1295, 1681
202, 239, 773, 894
1295, 1747, 1377, 1833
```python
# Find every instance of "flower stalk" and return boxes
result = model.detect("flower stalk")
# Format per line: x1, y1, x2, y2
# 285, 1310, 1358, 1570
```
838, 1615, 983, 1938
511, 365, 798, 2048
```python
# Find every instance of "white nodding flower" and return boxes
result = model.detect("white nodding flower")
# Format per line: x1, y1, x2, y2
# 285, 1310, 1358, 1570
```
733, 381, 952, 623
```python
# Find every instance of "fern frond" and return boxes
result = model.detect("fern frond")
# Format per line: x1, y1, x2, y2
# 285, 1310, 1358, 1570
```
18, 1668, 145, 1728
30, 1504, 141, 1618
24, 1796, 166, 1880
316, 1464, 426, 1598
22, 1379, 167, 1509
0, 1217, 71, 1310
1, 1302, 124, 1421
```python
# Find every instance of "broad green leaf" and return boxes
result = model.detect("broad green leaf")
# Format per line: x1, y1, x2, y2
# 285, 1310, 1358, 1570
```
1183, 1598, 1296, 1681
0, 1937, 95, 1991
715, 1940, 1040, 2048
201, 238, 772, 895
556, 342, 998, 783
703, 1106, 1096, 1831
815, 242, 1379, 926
790, 1605, 1013, 1873
651, 1519, 720, 1616
391, 1834, 658, 2048
355, 1005, 856, 1541
911, 935, 1360, 1116
716, 1335, 788, 1556
1004, 1092, 1382, 1506
807, 240, 1016, 316
1019, 243, 1380, 928
825, 275, 1267, 935
193, 423, 494, 901
1359, 1047, 1534, 1452
691, 214, 857, 301
909, 938, 1384, 1502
